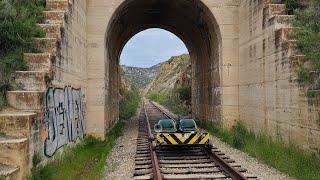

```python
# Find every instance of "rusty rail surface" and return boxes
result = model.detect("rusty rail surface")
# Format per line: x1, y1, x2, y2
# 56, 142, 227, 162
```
143, 100, 162, 180
133, 100, 254, 179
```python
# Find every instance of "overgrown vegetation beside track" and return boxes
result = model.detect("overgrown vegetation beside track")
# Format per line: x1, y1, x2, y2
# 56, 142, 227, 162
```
146, 87, 191, 117
30, 90, 141, 179
197, 121, 320, 180
0, 0, 46, 110
285, 0, 320, 97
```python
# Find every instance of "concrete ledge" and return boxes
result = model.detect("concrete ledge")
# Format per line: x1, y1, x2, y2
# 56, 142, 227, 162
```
14, 71, 49, 91
24, 53, 53, 72
0, 163, 19, 180
7, 91, 44, 111
0, 113, 37, 138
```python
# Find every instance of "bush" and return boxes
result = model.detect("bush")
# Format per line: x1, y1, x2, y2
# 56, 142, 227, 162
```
177, 87, 191, 101
119, 90, 141, 120
0, 0, 45, 110
290, 0, 320, 94
146, 90, 190, 116
145, 91, 165, 104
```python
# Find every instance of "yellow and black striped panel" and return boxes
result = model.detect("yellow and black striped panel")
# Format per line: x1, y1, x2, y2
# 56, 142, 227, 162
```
156, 132, 210, 145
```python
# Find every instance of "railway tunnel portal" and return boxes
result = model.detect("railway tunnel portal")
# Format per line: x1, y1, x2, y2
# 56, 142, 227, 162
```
3, 1, 320, 178
86, 0, 240, 139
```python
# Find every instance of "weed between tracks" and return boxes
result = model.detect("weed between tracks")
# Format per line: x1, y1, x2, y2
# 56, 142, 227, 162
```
198, 121, 320, 180
30, 90, 140, 179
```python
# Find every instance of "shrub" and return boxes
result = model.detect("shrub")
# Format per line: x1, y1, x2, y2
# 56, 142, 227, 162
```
0, 0, 45, 110
119, 90, 141, 120
176, 87, 191, 101
290, 0, 320, 94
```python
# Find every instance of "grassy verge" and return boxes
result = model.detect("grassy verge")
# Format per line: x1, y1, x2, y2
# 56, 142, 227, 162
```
197, 120, 320, 180
30, 90, 140, 179
146, 88, 191, 116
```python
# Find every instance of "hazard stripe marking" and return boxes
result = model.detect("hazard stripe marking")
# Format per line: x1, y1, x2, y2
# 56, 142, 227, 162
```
163, 133, 178, 144
184, 133, 196, 144
170, 134, 183, 144
188, 133, 201, 144
199, 133, 210, 144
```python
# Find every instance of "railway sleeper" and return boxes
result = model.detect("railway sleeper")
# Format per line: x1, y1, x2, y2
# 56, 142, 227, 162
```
134, 169, 153, 176
135, 164, 152, 169
160, 167, 222, 174
160, 163, 217, 168
159, 159, 213, 164
163, 173, 227, 179
133, 174, 153, 180
157, 156, 210, 160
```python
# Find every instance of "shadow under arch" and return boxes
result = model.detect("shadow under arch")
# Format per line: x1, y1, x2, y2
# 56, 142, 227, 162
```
105, 0, 223, 127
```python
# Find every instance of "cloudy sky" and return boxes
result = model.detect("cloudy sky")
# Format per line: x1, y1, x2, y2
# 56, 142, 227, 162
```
120, 28, 188, 68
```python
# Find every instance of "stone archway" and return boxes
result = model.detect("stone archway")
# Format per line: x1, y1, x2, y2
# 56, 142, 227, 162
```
86, 0, 240, 139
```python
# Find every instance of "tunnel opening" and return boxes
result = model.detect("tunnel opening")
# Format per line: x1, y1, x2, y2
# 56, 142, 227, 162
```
105, 0, 222, 129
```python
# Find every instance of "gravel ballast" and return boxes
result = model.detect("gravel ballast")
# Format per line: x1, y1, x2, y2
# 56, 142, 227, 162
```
210, 135, 292, 180
102, 111, 140, 180
102, 102, 292, 179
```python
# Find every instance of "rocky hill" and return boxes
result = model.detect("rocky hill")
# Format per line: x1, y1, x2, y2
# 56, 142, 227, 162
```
147, 54, 191, 94
121, 64, 162, 88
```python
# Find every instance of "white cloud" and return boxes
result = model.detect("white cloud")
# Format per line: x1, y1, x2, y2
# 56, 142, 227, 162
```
120, 28, 188, 68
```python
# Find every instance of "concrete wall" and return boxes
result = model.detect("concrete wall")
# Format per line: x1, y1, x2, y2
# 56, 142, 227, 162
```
238, 0, 320, 150
86, 0, 240, 140
54, 0, 320, 150
39, 0, 88, 158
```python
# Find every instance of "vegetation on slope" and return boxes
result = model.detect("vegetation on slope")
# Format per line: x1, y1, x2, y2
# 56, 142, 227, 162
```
30, 89, 141, 180
121, 64, 161, 88
198, 121, 320, 180
146, 87, 191, 117
285, 0, 320, 97
146, 54, 192, 116
0, 0, 45, 110
147, 54, 191, 94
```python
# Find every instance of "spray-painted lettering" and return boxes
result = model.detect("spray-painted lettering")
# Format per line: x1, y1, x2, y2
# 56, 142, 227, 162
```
42, 86, 86, 157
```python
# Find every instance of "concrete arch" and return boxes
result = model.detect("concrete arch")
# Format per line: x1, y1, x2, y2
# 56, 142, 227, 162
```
86, 0, 240, 139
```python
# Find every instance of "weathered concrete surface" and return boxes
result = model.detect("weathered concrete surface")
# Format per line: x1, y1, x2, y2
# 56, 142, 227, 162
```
1, 0, 320, 179
238, 0, 320, 150
87, 0, 240, 140
0, 0, 88, 179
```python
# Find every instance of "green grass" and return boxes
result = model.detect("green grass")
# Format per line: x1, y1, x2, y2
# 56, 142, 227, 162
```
198, 120, 320, 180
146, 90, 190, 116
30, 121, 126, 180
30, 89, 140, 179
0, 0, 46, 110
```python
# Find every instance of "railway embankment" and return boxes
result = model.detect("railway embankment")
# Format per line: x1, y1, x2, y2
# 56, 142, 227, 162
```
152, 99, 320, 179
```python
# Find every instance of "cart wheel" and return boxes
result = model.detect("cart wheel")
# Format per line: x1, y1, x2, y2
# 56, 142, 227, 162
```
152, 141, 157, 151
205, 142, 213, 150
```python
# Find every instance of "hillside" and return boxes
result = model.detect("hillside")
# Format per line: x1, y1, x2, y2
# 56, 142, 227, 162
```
147, 54, 191, 94
121, 64, 161, 88
145, 54, 192, 116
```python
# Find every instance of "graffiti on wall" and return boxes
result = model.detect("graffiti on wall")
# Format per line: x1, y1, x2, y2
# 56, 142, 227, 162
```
41, 86, 86, 157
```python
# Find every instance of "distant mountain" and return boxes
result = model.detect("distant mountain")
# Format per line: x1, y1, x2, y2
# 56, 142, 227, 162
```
121, 63, 162, 88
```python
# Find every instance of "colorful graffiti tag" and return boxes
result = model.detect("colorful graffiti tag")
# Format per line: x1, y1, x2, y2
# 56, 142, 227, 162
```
42, 86, 86, 157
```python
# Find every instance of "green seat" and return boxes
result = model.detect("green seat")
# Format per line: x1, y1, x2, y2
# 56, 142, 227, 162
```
159, 119, 176, 132
179, 119, 197, 132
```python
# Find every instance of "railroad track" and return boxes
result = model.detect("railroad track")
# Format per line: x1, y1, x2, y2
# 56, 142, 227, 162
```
134, 100, 257, 179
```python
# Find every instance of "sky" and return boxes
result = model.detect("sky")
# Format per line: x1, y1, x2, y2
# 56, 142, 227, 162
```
120, 28, 188, 68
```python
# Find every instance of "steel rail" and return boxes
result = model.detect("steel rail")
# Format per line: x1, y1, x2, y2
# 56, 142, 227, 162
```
149, 101, 177, 120
143, 100, 162, 180
205, 148, 248, 180
148, 99, 249, 180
